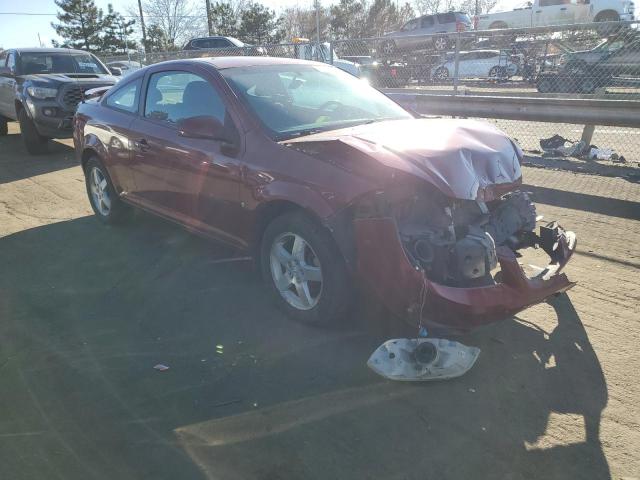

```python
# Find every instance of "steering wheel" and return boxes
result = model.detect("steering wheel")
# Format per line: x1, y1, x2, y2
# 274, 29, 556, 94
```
317, 100, 343, 114
315, 101, 343, 123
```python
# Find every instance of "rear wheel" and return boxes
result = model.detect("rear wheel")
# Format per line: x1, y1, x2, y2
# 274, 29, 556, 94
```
18, 109, 48, 154
260, 212, 351, 326
0, 117, 7, 136
84, 157, 128, 224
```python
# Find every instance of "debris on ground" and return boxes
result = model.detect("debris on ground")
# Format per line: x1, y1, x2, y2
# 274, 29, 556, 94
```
540, 134, 586, 157
153, 364, 170, 372
588, 147, 626, 163
367, 338, 480, 382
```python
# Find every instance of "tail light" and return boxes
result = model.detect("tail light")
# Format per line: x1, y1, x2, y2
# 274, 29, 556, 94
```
456, 21, 466, 32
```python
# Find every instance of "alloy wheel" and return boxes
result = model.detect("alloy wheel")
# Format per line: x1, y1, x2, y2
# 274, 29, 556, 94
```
89, 166, 111, 217
269, 232, 323, 310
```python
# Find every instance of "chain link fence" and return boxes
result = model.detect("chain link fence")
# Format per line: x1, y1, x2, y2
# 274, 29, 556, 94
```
101, 21, 640, 164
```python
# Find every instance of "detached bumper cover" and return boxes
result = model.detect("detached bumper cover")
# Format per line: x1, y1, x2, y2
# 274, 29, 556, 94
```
355, 217, 576, 332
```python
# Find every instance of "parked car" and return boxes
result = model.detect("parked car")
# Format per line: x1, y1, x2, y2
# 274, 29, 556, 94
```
560, 35, 640, 77
0, 48, 117, 154
74, 57, 576, 332
381, 12, 473, 55
474, 0, 634, 30
182, 36, 266, 56
106, 60, 142, 77
432, 50, 519, 80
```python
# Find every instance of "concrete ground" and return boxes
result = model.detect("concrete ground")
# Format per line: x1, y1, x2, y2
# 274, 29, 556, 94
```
1, 122, 639, 480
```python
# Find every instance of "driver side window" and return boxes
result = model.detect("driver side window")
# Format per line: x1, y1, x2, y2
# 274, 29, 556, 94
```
144, 71, 226, 125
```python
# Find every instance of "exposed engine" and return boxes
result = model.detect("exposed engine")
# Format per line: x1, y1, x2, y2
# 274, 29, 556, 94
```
397, 190, 537, 287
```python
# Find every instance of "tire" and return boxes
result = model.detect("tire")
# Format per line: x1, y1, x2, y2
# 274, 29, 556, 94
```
260, 212, 351, 326
84, 156, 128, 224
489, 66, 502, 78
0, 118, 7, 136
434, 67, 449, 80
433, 36, 448, 51
380, 40, 396, 56
18, 108, 48, 154
537, 77, 554, 93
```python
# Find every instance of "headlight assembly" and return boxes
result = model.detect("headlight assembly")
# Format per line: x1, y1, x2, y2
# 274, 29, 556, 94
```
26, 86, 58, 99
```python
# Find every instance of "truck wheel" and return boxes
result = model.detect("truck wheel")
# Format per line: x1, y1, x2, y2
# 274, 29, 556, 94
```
260, 212, 352, 326
84, 156, 129, 224
0, 117, 7, 136
18, 109, 48, 155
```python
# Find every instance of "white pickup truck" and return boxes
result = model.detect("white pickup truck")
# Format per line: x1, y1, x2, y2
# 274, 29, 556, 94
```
475, 0, 634, 29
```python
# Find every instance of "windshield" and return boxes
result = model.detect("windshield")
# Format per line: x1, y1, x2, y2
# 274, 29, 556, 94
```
18, 52, 108, 75
221, 64, 412, 140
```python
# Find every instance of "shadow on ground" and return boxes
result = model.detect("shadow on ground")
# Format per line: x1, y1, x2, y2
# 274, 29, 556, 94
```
0, 214, 609, 479
0, 133, 76, 184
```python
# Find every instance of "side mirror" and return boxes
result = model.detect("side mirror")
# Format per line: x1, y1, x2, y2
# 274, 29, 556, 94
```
109, 67, 122, 76
177, 115, 230, 142
0, 66, 13, 76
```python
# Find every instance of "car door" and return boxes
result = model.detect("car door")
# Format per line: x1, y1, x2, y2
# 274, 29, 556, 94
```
535, 0, 574, 25
0, 52, 17, 119
397, 18, 422, 49
603, 41, 640, 76
128, 66, 246, 246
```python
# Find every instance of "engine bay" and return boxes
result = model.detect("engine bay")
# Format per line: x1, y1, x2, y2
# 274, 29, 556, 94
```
395, 190, 539, 287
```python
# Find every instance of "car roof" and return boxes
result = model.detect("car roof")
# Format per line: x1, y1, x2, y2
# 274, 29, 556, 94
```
13, 47, 89, 54
193, 56, 322, 69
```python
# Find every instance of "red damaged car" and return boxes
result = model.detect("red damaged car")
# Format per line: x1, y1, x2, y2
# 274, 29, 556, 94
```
74, 57, 576, 332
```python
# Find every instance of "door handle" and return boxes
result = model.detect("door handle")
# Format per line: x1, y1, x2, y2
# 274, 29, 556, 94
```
536, 9, 542, 12
135, 138, 149, 152
560, 7, 567, 10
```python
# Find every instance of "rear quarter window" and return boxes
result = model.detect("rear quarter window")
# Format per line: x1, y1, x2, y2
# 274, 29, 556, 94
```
105, 78, 142, 114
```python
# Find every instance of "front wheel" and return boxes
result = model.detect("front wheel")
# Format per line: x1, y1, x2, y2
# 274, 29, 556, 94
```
380, 40, 396, 56
18, 109, 48, 154
433, 36, 449, 51
84, 157, 128, 224
260, 212, 351, 326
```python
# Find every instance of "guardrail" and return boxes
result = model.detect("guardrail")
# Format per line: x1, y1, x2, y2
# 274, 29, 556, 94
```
384, 90, 640, 145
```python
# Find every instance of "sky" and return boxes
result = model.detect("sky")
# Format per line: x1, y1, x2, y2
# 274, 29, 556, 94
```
0, 0, 519, 49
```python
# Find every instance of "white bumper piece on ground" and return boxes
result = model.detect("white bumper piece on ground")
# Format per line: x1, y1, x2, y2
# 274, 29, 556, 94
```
367, 338, 481, 382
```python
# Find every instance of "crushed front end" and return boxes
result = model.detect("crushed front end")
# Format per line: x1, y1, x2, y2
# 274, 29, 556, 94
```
354, 184, 576, 333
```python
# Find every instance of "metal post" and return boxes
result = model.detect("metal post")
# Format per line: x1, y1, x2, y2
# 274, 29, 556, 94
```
581, 124, 596, 146
329, 40, 334, 65
453, 33, 461, 95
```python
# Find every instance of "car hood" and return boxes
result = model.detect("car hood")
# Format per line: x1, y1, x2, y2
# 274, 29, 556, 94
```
20, 73, 118, 84
284, 118, 523, 201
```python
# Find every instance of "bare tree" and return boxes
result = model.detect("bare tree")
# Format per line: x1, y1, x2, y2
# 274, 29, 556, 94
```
139, 0, 204, 49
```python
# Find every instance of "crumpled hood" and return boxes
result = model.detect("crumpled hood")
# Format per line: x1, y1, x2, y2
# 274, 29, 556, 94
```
284, 118, 523, 201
